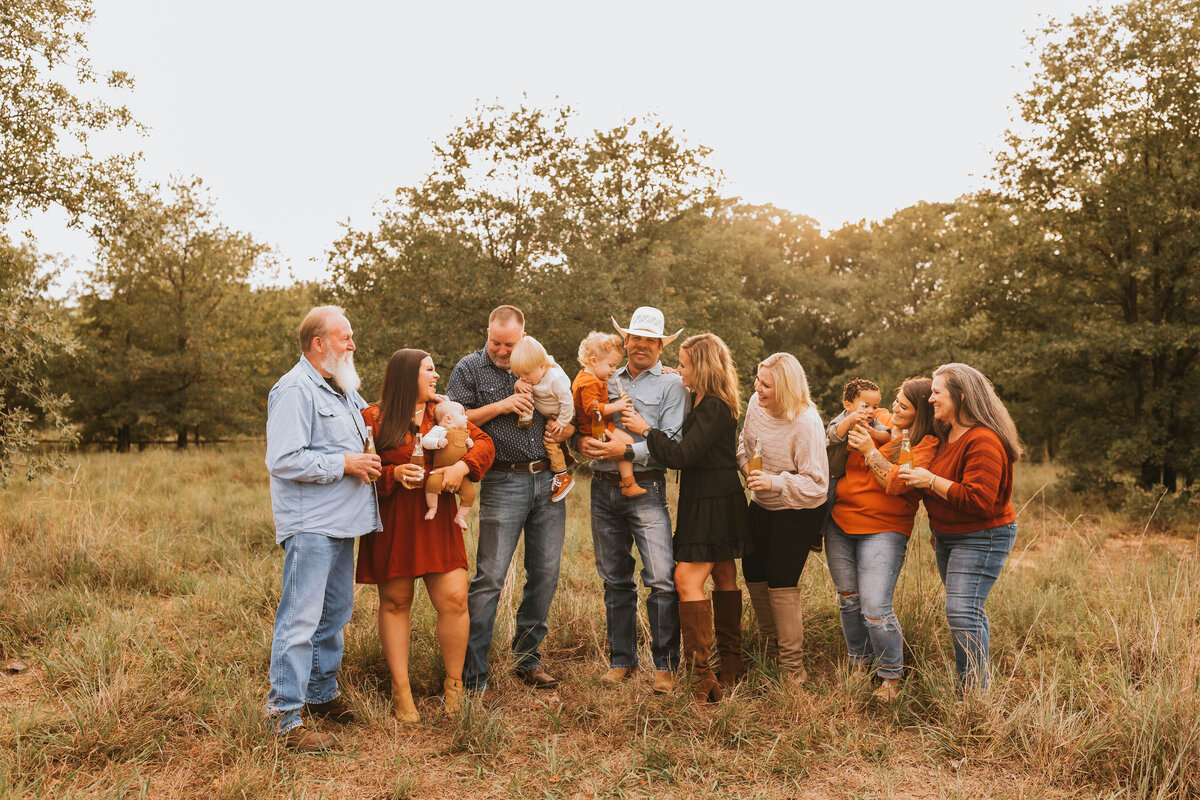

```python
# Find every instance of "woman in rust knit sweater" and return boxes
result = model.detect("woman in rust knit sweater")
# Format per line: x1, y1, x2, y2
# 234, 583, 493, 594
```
826, 377, 935, 702
358, 349, 495, 722
899, 363, 1021, 690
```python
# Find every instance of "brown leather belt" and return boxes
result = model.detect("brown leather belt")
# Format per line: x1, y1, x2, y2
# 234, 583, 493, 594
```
596, 469, 665, 485
492, 459, 551, 474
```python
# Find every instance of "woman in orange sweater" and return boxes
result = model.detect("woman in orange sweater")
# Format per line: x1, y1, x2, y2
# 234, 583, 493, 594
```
899, 363, 1021, 690
825, 377, 935, 701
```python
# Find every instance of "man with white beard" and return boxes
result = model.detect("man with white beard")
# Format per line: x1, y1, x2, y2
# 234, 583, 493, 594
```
263, 305, 382, 751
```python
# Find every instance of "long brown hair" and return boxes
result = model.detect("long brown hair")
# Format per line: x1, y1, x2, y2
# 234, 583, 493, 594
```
896, 377, 935, 448
933, 363, 1023, 462
375, 348, 430, 451
681, 333, 740, 420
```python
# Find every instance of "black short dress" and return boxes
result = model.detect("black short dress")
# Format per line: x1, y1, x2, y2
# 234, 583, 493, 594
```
645, 394, 750, 562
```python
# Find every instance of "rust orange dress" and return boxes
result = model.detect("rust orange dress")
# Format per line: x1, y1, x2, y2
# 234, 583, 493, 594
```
356, 402, 495, 582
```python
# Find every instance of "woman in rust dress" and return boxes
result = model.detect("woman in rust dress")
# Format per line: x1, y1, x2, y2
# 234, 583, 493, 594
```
358, 349, 494, 722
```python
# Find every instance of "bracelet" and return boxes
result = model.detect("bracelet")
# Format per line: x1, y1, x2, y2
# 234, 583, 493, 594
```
928, 475, 936, 491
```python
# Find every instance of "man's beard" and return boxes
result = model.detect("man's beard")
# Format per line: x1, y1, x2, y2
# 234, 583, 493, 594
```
323, 349, 361, 394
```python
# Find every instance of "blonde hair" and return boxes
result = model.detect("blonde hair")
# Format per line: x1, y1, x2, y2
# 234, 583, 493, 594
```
577, 331, 623, 368
680, 333, 740, 419
757, 353, 811, 421
510, 336, 556, 376
933, 363, 1023, 463
434, 399, 466, 425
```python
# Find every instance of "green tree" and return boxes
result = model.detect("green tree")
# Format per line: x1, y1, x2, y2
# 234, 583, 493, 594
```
993, 0, 1200, 489
0, 0, 139, 226
72, 178, 271, 449
0, 237, 76, 481
328, 104, 729, 390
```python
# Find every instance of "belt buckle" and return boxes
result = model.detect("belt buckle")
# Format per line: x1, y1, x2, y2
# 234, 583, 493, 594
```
524, 461, 538, 474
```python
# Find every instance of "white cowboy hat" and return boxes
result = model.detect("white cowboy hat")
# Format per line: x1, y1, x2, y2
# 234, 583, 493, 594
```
611, 306, 683, 345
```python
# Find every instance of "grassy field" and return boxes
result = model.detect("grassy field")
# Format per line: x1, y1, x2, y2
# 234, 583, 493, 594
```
1, 449, 1197, 799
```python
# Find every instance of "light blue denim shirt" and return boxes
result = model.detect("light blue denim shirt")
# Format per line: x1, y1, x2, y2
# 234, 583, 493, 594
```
591, 361, 689, 473
265, 357, 381, 544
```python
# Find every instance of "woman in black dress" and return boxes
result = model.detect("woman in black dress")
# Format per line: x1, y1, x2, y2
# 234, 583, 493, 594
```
622, 333, 749, 703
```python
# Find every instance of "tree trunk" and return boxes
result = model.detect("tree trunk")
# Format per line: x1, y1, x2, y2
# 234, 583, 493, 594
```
193, 425, 200, 446
1139, 460, 1161, 490
1162, 465, 1177, 494
176, 426, 188, 450
116, 425, 131, 453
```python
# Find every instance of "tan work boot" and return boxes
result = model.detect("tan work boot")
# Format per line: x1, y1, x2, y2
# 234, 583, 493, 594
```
873, 678, 901, 702
652, 670, 675, 694
392, 681, 420, 723
601, 666, 635, 685
281, 726, 337, 752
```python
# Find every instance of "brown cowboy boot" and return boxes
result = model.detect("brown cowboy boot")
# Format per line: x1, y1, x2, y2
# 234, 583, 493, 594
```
711, 589, 743, 688
678, 599, 722, 704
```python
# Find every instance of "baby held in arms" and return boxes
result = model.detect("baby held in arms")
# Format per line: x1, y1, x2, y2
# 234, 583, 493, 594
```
571, 332, 646, 498
422, 400, 476, 530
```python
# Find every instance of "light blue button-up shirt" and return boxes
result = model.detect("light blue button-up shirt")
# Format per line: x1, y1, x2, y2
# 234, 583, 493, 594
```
591, 361, 689, 474
265, 357, 381, 544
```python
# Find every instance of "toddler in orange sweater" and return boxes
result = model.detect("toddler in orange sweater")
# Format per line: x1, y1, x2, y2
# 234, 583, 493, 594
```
572, 332, 646, 498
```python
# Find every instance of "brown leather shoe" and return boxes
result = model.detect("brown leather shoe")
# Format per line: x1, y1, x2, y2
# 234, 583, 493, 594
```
601, 666, 635, 685
305, 696, 355, 725
281, 726, 337, 752
516, 667, 559, 689
652, 670, 675, 694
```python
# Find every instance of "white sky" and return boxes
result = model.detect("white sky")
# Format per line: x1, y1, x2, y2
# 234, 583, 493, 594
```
18, 0, 1105, 292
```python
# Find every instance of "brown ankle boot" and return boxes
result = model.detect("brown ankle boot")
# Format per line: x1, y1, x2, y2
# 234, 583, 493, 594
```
712, 589, 743, 688
443, 677, 463, 716
391, 680, 420, 723
620, 475, 648, 498
746, 581, 778, 661
678, 599, 722, 703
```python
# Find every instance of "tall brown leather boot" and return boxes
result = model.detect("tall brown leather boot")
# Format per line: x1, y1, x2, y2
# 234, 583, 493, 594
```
769, 586, 808, 684
678, 599, 722, 704
711, 589, 743, 688
746, 581, 778, 661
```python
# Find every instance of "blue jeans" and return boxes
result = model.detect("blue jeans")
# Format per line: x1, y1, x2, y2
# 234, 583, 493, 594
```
266, 532, 356, 733
824, 520, 909, 680
590, 473, 680, 671
933, 521, 1017, 689
464, 469, 566, 691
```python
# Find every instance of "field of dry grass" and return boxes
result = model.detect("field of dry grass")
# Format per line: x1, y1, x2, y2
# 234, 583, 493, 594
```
1, 449, 1198, 799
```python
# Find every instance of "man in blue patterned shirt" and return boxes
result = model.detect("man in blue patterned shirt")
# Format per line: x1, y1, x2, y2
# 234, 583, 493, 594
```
447, 305, 576, 693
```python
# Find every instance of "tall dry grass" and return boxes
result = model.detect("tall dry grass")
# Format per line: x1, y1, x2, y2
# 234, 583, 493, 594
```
0, 450, 1196, 798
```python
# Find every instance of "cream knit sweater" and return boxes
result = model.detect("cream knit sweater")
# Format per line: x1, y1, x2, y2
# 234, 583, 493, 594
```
736, 393, 829, 511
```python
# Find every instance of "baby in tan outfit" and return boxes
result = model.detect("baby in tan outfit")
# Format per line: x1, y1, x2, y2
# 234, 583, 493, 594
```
422, 400, 476, 530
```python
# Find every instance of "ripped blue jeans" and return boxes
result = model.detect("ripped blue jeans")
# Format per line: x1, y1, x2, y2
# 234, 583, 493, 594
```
823, 520, 909, 680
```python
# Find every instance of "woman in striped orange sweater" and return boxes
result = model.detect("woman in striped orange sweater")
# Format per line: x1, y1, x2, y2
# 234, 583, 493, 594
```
899, 363, 1021, 690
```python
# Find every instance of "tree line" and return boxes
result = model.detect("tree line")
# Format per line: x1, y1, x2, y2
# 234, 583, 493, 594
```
2, 0, 1198, 507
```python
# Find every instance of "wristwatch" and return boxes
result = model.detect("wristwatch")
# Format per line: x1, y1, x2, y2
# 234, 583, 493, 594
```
623, 444, 635, 462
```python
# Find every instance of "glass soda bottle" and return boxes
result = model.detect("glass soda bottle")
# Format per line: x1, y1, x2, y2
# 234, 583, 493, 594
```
747, 436, 763, 474
409, 429, 425, 484
591, 406, 607, 441
898, 429, 914, 466
363, 430, 377, 482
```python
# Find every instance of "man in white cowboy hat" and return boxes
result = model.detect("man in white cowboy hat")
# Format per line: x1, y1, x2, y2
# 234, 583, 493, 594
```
579, 306, 690, 693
